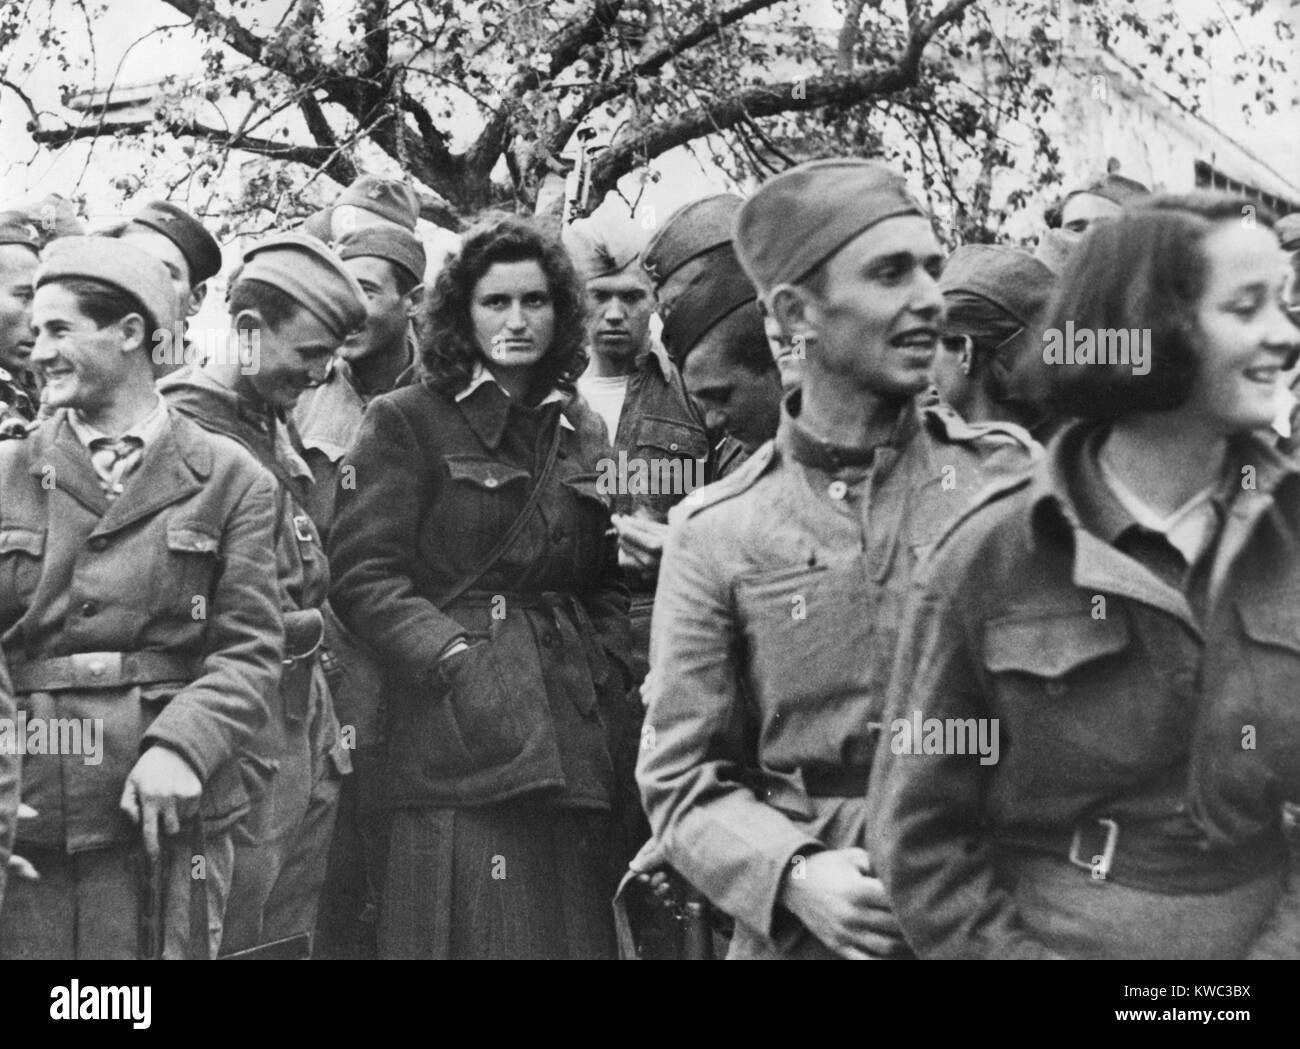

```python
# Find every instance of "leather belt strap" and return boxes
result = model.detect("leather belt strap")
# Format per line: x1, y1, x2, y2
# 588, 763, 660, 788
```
8, 651, 196, 692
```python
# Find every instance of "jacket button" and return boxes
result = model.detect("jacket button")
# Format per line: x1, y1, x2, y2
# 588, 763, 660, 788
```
828, 480, 848, 501
79, 601, 97, 617
88, 660, 106, 678
484, 477, 499, 489
669, 442, 680, 452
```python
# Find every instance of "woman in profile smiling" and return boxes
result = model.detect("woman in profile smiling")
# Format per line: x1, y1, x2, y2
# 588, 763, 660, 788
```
329, 213, 632, 959
870, 194, 1300, 959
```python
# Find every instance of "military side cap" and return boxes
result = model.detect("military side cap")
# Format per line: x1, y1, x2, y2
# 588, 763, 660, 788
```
656, 244, 759, 362
1064, 173, 1150, 209
238, 232, 366, 340
20, 194, 84, 247
301, 208, 334, 242
0, 210, 43, 254
940, 245, 1057, 328
35, 236, 178, 337
563, 213, 649, 282
642, 195, 744, 284
1277, 213, 1300, 251
734, 159, 926, 294
126, 200, 223, 285
337, 175, 420, 230
336, 225, 427, 283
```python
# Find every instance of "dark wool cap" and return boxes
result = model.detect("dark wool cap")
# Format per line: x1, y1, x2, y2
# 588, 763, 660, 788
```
643, 196, 757, 360
237, 232, 366, 340
36, 236, 178, 337
127, 200, 223, 285
336, 225, 427, 283
734, 159, 926, 295
0, 211, 43, 254
336, 175, 421, 230
939, 245, 1057, 328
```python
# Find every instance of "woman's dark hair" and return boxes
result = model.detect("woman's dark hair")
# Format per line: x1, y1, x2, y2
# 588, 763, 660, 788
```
1039, 192, 1276, 421
420, 212, 587, 397
51, 277, 158, 338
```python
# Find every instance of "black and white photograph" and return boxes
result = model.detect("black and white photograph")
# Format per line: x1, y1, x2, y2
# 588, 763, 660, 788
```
0, 0, 1298, 1027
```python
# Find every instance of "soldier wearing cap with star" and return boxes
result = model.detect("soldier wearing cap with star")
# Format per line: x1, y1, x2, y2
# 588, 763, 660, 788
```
112, 201, 225, 376
291, 224, 424, 959
0, 211, 43, 430
301, 175, 422, 247
160, 232, 366, 957
642, 194, 783, 476
0, 237, 283, 958
633, 159, 1038, 960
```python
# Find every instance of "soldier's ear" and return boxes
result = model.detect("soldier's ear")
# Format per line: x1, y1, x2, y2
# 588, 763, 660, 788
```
769, 284, 817, 347
402, 284, 425, 319
117, 313, 146, 355
232, 308, 263, 334
186, 281, 208, 319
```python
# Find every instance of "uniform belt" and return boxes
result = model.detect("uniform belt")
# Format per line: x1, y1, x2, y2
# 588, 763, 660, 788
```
7, 651, 197, 692
1000, 816, 1287, 894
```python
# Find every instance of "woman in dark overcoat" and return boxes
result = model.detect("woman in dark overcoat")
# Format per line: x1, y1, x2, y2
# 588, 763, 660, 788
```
329, 214, 632, 959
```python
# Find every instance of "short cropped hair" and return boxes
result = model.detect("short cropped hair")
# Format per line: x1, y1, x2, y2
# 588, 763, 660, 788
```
1039, 192, 1276, 421
421, 212, 586, 396
228, 278, 304, 330
52, 277, 158, 339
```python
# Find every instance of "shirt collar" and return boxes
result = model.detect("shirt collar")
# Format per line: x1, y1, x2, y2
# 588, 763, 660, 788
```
67, 393, 170, 450
1029, 420, 1299, 541
454, 363, 575, 431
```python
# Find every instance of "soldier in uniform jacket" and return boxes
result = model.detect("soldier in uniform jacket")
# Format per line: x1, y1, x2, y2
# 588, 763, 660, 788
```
634, 160, 1038, 960
0, 239, 282, 959
870, 195, 1300, 959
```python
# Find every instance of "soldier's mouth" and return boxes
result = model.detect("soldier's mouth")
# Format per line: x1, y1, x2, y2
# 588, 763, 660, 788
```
891, 328, 939, 349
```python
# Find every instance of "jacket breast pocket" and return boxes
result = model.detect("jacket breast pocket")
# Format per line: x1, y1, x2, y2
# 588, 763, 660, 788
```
628, 415, 709, 515
1235, 593, 1300, 772
0, 525, 45, 612
162, 526, 222, 617
735, 559, 882, 764
982, 608, 1162, 776
442, 456, 530, 542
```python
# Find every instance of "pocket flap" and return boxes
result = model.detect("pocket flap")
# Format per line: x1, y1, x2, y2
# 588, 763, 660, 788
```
635, 416, 709, 458
562, 473, 610, 507
445, 457, 531, 490
984, 610, 1129, 677
1237, 595, 1300, 654
0, 526, 45, 556
166, 526, 220, 554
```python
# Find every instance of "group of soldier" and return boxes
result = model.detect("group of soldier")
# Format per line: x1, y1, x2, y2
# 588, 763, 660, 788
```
1, 153, 1299, 959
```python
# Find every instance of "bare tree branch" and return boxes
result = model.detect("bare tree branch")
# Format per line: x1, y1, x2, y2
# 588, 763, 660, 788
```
588, 0, 979, 199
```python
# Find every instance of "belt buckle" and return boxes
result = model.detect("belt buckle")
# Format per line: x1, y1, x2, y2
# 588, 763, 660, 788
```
1069, 817, 1119, 881
71, 650, 123, 684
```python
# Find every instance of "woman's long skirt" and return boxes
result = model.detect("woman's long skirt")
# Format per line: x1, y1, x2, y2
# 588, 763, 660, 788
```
379, 801, 618, 959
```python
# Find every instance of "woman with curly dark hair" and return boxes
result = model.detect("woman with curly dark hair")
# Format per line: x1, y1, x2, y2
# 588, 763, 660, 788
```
328, 212, 633, 958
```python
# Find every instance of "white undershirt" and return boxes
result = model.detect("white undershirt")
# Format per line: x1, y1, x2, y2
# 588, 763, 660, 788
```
1098, 453, 1221, 566
577, 373, 628, 443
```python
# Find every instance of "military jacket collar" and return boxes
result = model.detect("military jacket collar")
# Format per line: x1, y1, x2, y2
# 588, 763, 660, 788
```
28, 407, 212, 532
